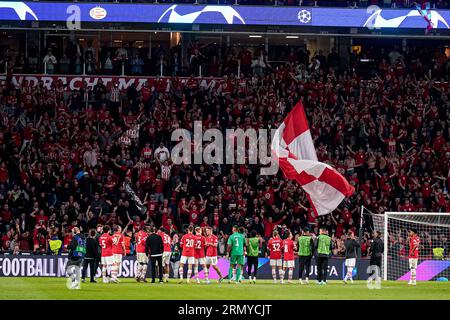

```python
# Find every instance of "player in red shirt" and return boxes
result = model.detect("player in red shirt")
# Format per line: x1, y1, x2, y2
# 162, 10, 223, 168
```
193, 226, 208, 284
267, 230, 284, 284
408, 228, 420, 286
282, 231, 296, 284
157, 227, 172, 283
98, 225, 113, 283
204, 227, 225, 283
135, 226, 149, 282
111, 225, 125, 283
178, 226, 196, 283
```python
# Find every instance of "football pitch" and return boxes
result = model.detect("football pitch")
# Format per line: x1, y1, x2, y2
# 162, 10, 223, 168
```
0, 278, 449, 300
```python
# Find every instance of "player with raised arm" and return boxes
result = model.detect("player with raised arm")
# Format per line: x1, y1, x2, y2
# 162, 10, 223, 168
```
227, 226, 245, 284
205, 226, 225, 283
267, 230, 284, 284
135, 226, 149, 282
298, 228, 314, 284
157, 227, 172, 283
98, 225, 113, 283
343, 230, 360, 284
179, 226, 196, 284
193, 226, 208, 284
282, 230, 296, 284
408, 228, 420, 286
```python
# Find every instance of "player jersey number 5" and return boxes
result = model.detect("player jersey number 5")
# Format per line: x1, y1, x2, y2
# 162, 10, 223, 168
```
100, 239, 108, 249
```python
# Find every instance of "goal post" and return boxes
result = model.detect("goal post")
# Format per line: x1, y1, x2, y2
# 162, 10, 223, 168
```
383, 212, 450, 282
361, 209, 450, 282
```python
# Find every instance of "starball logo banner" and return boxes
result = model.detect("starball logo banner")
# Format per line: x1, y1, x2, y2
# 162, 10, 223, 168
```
1, 1, 449, 29
0, 255, 373, 280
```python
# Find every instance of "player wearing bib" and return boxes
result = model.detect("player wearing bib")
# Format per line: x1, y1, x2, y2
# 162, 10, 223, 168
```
98, 225, 113, 283
135, 226, 149, 282
408, 228, 420, 286
178, 226, 196, 283
316, 228, 333, 285
282, 231, 296, 284
268, 230, 284, 284
111, 225, 125, 283
343, 230, 359, 284
193, 227, 208, 284
297, 228, 314, 284
227, 226, 246, 284
205, 227, 225, 283
246, 230, 260, 283
158, 227, 172, 283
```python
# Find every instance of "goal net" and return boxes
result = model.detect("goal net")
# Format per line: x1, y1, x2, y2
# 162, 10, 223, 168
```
370, 212, 450, 281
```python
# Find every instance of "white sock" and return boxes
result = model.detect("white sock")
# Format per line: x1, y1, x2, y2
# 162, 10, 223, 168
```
179, 267, 184, 280
411, 269, 416, 282
187, 269, 192, 280
288, 269, 293, 281
272, 269, 277, 280
279, 269, 285, 280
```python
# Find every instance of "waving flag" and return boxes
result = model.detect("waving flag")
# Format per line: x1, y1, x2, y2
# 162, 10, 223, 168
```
271, 101, 354, 215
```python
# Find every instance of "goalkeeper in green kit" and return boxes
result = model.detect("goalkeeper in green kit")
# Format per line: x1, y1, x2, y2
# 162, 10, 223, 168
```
227, 226, 246, 284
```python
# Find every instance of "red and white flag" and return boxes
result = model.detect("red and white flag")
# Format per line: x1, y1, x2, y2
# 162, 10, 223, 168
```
271, 101, 355, 216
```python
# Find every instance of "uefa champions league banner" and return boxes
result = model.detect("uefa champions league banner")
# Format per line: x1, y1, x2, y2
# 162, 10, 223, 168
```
0, 254, 371, 280
0, 1, 449, 29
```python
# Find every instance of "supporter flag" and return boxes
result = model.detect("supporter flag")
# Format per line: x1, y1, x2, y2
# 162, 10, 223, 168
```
124, 182, 147, 214
271, 101, 354, 216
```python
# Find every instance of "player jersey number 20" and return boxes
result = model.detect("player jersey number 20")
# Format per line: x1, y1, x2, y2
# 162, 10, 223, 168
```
185, 239, 194, 247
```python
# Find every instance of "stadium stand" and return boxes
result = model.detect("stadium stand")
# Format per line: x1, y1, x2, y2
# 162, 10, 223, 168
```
0, 31, 449, 258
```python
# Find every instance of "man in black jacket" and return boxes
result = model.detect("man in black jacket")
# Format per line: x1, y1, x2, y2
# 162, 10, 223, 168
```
82, 229, 99, 283
146, 227, 164, 283
369, 230, 384, 278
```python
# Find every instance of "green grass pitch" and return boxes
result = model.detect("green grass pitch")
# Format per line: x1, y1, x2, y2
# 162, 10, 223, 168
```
0, 278, 449, 300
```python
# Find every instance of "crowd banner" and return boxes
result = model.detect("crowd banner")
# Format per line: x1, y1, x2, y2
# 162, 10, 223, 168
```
0, 254, 372, 280
0, 74, 218, 91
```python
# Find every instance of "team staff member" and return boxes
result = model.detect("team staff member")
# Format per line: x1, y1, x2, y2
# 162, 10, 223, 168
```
146, 226, 164, 283
369, 230, 384, 280
82, 229, 99, 283
66, 227, 86, 289
315, 227, 333, 285
297, 228, 314, 284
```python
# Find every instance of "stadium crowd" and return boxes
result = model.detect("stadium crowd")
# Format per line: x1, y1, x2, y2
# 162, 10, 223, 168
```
0, 38, 449, 260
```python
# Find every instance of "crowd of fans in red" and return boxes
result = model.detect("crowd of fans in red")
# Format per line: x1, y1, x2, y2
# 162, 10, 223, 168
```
0, 41, 449, 258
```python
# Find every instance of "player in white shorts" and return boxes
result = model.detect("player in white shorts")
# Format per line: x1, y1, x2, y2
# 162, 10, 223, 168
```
158, 227, 172, 282
268, 231, 284, 283
281, 231, 296, 284
135, 226, 149, 282
343, 231, 359, 284
178, 226, 196, 283
204, 227, 225, 283
193, 227, 208, 284
111, 225, 126, 283
99, 225, 114, 283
